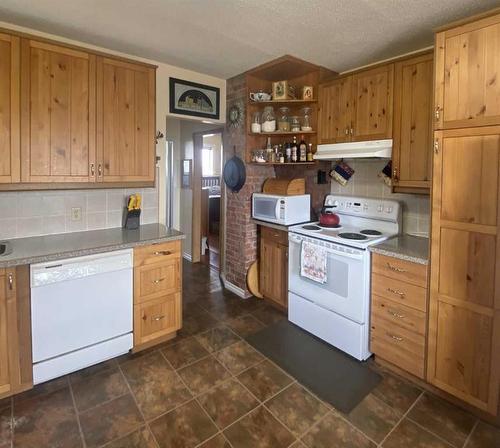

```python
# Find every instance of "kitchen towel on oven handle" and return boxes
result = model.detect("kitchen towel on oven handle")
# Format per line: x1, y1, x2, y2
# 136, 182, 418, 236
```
300, 240, 328, 284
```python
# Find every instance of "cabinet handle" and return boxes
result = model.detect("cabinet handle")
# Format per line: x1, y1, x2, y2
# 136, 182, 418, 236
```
7, 273, 13, 291
387, 309, 405, 319
98, 164, 103, 177
392, 168, 398, 182
386, 262, 406, 273
152, 315, 165, 322
387, 287, 405, 298
152, 278, 165, 284
154, 250, 171, 256
90, 163, 95, 176
434, 106, 440, 121
344, 127, 349, 136
387, 333, 404, 342
434, 139, 439, 154
350, 127, 354, 136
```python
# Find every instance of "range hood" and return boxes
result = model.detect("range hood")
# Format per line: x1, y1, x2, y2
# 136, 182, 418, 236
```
314, 139, 392, 160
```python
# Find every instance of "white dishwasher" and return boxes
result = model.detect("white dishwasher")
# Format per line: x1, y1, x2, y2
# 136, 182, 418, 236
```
31, 249, 133, 384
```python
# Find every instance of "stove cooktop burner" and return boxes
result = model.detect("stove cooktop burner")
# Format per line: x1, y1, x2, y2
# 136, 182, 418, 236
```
302, 225, 322, 231
360, 229, 382, 236
318, 223, 342, 229
338, 232, 368, 240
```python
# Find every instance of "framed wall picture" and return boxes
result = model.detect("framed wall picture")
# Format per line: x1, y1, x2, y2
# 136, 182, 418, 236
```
181, 159, 192, 189
169, 78, 220, 119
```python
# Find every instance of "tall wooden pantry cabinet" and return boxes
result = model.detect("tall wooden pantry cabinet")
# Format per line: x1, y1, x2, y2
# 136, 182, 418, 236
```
428, 10, 500, 415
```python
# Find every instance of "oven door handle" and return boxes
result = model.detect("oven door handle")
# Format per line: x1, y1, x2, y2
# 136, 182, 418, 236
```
289, 235, 364, 260
275, 200, 281, 220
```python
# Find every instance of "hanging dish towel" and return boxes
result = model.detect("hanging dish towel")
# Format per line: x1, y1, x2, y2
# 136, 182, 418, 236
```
300, 241, 328, 284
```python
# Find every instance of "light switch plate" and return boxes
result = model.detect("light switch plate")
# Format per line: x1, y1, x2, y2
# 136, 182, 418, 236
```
71, 207, 82, 221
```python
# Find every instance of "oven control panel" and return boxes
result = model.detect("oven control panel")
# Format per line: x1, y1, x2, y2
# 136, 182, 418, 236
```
324, 195, 401, 222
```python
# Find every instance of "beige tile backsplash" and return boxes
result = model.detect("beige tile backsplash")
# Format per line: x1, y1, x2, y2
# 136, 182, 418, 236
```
0, 186, 159, 240
330, 160, 430, 236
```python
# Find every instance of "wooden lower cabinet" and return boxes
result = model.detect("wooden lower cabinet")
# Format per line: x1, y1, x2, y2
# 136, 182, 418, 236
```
259, 226, 288, 309
0, 266, 33, 399
133, 241, 182, 350
370, 254, 428, 379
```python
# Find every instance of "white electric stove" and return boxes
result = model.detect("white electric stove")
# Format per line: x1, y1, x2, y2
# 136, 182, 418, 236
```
288, 195, 401, 361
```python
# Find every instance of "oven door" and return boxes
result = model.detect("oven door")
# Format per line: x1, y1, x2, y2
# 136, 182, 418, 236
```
252, 195, 281, 223
288, 233, 369, 324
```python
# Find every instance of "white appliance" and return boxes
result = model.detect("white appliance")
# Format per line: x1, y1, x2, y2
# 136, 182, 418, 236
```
30, 249, 133, 384
314, 139, 392, 160
252, 193, 310, 225
288, 195, 401, 360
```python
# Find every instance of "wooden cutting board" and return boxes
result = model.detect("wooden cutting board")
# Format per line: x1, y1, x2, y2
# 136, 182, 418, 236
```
247, 261, 263, 298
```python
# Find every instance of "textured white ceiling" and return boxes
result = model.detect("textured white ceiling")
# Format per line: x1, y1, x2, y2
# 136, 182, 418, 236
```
0, 0, 498, 78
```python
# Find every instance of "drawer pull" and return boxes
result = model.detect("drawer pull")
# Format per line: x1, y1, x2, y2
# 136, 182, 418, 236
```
387, 287, 405, 298
152, 278, 165, 284
152, 315, 165, 322
387, 333, 404, 342
387, 309, 405, 319
154, 250, 172, 256
7, 273, 13, 290
386, 262, 406, 273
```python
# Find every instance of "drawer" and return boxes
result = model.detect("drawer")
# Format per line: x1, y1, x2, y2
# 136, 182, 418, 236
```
370, 338, 425, 379
371, 295, 426, 335
134, 258, 180, 304
134, 293, 181, 347
372, 253, 427, 287
261, 226, 288, 246
371, 273, 427, 312
370, 314, 426, 359
134, 241, 181, 267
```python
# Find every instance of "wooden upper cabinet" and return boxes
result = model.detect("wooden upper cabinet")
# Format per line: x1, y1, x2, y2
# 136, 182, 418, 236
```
435, 13, 500, 130
20, 39, 96, 183
97, 57, 155, 183
0, 33, 20, 184
318, 77, 352, 144
392, 53, 433, 191
351, 64, 394, 141
428, 126, 500, 415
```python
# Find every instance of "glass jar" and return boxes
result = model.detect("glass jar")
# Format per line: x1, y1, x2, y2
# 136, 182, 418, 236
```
290, 115, 301, 132
261, 107, 276, 133
301, 107, 312, 131
278, 107, 290, 132
251, 112, 261, 133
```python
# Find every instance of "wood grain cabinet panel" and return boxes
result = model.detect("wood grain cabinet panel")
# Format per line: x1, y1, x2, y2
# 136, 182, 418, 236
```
0, 33, 20, 184
392, 53, 433, 191
318, 77, 352, 144
429, 126, 500, 414
435, 14, 500, 130
259, 231, 288, 309
134, 258, 180, 304
351, 64, 394, 141
97, 57, 155, 183
0, 274, 10, 395
20, 40, 96, 183
134, 293, 180, 346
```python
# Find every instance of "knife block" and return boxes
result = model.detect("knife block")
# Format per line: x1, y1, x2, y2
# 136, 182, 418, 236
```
123, 208, 141, 229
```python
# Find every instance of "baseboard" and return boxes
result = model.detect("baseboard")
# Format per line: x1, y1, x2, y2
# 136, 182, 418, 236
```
220, 272, 252, 299
183, 252, 192, 262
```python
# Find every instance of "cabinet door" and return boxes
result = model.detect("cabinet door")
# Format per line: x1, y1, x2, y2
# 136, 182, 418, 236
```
0, 273, 10, 395
318, 77, 352, 144
20, 39, 96, 183
435, 14, 500, 130
0, 33, 20, 184
97, 57, 155, 183
260, 238, 288, 308
351, 64, 394, 141
393, 54, 433, 190
428, 127, 500, 414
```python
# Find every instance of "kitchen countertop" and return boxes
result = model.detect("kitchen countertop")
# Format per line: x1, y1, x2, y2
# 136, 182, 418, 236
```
251, 219, 291, 233
0, 224, 185, 268
370, 234, 429, 265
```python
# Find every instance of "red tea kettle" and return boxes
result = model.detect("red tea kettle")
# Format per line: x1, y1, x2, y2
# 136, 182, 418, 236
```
319, 207, 340, 227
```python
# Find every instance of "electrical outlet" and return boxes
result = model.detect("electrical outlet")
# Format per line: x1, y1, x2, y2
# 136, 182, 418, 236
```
71, 207, 82, 221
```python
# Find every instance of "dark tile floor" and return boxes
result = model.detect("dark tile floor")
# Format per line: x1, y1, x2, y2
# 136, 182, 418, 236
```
1, 261, 499, 447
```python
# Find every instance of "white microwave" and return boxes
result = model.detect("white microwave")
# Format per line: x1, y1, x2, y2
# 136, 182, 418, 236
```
252, 193, 310, 225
